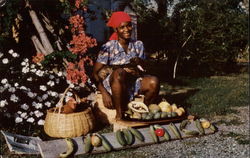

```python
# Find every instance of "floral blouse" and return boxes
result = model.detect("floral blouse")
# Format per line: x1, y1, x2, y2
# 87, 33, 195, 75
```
96, 40, 145, 65
96, 40, 145, 100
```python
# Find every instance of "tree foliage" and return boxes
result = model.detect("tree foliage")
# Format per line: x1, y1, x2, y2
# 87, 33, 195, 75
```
132, 0, 248, 76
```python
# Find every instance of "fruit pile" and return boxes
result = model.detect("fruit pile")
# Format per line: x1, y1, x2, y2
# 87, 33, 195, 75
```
125, 100, 186, 120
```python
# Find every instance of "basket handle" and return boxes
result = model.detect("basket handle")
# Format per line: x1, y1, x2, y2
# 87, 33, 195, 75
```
54, 85, 71, 114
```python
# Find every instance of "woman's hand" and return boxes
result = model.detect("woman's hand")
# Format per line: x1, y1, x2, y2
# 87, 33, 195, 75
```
102, 91, 113, 109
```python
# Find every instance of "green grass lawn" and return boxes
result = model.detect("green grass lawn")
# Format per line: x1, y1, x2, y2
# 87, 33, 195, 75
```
160, 72, 248, 118
0, 72, 248, 157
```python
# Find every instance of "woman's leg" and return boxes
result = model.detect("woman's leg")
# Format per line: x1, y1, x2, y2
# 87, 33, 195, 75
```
109, 68, 129, 119
139, 76, 160, 105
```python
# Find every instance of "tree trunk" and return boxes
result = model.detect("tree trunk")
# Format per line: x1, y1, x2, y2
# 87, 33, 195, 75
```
29, 9, 54, 55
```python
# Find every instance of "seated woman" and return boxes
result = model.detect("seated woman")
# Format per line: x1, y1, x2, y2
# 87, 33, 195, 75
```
93, 11, 160, 120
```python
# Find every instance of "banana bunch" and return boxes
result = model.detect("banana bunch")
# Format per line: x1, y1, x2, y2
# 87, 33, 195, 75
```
115, 127, 144, 146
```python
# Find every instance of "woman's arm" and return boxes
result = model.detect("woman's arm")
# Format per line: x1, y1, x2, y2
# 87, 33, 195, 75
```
93, 62, 113, 109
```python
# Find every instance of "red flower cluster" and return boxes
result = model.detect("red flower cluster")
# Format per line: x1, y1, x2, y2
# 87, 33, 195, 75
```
32, 53, 45, 63
68, 14, 97, 55
75, 0, 84, 9
69, 15, 84, 34
66, 59, 88, 84
69, 34, 97, 54
65, 0, 97, 85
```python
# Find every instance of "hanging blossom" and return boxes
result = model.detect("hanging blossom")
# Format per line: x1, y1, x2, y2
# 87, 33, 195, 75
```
66, 58, 89, 84
69, 34, 97, 54
68, 13, 97, 55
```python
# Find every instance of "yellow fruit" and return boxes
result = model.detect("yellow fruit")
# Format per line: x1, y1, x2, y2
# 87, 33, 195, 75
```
91, 135, 102, 147
161, 106, 172, 113
178, 107, 185, 113
175, 109, 183, 116
158, 101, 171, 112
148, 104, 161, 113
158, 101, 170, 109
201, 120, 211, 129
171, 104, 178, 112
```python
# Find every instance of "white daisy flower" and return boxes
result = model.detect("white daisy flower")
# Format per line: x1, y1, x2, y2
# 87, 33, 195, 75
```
27, 117, 35, 123
2, 58, 9, 64
27, 77, 33, 81
35, 103, 43, 109
17, 111, 22, 114
10, 94, 19, 102
22, 67, 30, 73
30, 64, 35, 68
4, 83, 11, 88
14, 83, 19, 87
24, 58, 29, 62
49, 75, 55, 79
39, 85, 47, 91
0, 52, 3, 58
42, 94, 48, 100
28, 92, 35, 98
47, 80, 55, 87
30, 69, 36, 73
21, 61, 27, 66
1, 78, 8, 84
34, 110, 44, 118
12, 52, 19, 58
29, 111, 34, 116
0, 100, 8, 107
44, 101, 51, 107
21, 103, 29, 110
20, 86, 28, 90
36, 70, 44, 77
38, 119, 45, 125
8, 49, 14, 54
8, 87, 16, 93
37, 96, 43, 102
20, 112, 27, 118
57, 71, 63, 76
15, 117, 23, 123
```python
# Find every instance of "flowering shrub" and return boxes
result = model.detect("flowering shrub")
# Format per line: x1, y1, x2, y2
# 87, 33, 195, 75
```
0, 0, 97, 134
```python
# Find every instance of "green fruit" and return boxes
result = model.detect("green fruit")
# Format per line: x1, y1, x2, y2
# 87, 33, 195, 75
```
96, 133, 112, 152
209, 123, 217, 133
141, 113, 148, 120
84, 134, 92, 153
128, 127, 144, 142
171, 112, 178, 117
180, 119, 190, 131
145, 112, 154, 120
123, 129, 134, 145
116, 130, 127, 146
149, 125, 159, 143
153, 112, 161, 119
195, 119, 205, 135
182, 129, 200, 136
168, 123, 182, 139
161, 112, 168, 119
167, 112, 172, 118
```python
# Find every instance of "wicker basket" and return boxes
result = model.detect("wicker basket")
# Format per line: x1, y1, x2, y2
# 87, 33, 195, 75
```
44, 87, 95, 138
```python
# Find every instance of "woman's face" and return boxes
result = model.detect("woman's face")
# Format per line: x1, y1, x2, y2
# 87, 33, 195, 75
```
115, 21, 132, 40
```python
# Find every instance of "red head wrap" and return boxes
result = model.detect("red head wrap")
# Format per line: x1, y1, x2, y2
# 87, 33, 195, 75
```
107, 11, 131, 40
